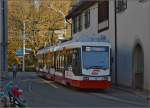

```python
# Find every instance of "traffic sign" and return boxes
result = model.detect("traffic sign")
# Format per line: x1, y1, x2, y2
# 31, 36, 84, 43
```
16, 49, 24, 57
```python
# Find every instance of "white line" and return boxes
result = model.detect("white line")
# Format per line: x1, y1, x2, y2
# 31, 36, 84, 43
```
49, 83, 58, 89
41, 79, 58, 89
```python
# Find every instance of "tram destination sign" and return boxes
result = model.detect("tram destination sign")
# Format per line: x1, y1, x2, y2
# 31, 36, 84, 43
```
85, 46, 107, 52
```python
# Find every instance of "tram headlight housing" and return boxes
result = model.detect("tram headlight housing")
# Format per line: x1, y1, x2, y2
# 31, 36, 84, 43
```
102, 76, 111, 81
108, 76, 111, 81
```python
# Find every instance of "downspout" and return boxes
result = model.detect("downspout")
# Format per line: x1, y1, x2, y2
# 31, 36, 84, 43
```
66, 18, 72, 40
114, 0, 118, 85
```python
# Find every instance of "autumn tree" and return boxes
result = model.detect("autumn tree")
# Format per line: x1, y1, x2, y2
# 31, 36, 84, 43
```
8, 0, 73, 71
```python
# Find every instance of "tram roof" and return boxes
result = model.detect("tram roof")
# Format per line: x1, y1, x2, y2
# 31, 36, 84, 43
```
54, 41, 111, 51
37, 46, 54, 55
37, 36, 111, 54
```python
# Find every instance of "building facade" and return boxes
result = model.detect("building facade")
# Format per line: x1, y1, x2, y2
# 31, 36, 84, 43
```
0, 0, 8, 77
66, 0, 150, 91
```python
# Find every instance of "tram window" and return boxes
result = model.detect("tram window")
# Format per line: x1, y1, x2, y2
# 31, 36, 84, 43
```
45, 53, 48, 69
57, 52, 62, 71
72, 48, 81, 75
57, 55, 59, 71
56, 52, 59, 71
48, 53, 53, 70
64, 49, 72, 70
58, 54, 59, 71
61, 55, 63, 71
60, 54, 62, 72
51, 56, 53, 68
61, 55, 65, 72
59, 55, 62, 72
67, 50, 73, 67
55, 51, 65, 72
57, 54, 60, 71
64, 52, 68, 70
53, 54, 55, 68
39, 64, 42, 68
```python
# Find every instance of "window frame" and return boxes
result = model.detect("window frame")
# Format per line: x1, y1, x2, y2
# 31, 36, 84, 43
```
72, 48, 82, 75
98, 0, 109, 33
84, 9, 90, 29
116, 0, 127, 13
72, 16, 78, 34
78, 14, 83, 32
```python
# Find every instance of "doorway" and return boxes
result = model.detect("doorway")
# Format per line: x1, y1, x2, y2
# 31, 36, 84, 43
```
133, 44, 144, 90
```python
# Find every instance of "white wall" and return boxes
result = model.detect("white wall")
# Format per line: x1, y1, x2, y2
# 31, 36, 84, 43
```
73, 4, 99, 38
116, 0, 150, 90
72, 0, 150, 90
73, 1, 116, 83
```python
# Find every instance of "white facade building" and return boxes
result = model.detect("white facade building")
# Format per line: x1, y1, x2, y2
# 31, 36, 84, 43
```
66, 0, 150, 91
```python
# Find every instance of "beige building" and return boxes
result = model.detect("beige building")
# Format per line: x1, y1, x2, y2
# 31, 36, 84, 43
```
66, 0, 150, 91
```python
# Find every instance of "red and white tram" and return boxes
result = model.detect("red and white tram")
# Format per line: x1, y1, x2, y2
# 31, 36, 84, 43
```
36, 37, 112, 89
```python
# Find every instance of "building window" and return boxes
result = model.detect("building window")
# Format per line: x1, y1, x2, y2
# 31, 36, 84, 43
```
84, 9, 90, 29
98, 0, 109, 32
116, 0, 127, 13
78, 15, 82, 32
73, 17, 78, 34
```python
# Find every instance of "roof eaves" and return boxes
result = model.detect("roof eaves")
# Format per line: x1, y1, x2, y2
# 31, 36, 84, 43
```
66, 1, 97, 19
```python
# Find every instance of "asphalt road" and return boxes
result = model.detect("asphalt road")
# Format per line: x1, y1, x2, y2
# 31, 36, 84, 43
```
3, 72, 149, 108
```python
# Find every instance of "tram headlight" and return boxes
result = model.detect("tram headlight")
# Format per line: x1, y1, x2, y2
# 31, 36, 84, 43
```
103, 77, 107, 80
102, 76, 111, 81
108, 76, 111, 81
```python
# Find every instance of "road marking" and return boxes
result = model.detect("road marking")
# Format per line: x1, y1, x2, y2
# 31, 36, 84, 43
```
91, 93, 148, 106
41, 79, 58, 89
49, 83, 58, 89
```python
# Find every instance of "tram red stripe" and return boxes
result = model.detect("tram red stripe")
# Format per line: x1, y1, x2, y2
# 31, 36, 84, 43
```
54, 75, 111, 89
38, 72, 111, 89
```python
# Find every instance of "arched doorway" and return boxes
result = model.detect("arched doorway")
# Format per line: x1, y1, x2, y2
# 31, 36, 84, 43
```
133, 44, 144, 90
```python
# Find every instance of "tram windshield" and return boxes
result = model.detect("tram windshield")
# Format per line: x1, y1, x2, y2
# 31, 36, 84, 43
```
82, 46, 109, 69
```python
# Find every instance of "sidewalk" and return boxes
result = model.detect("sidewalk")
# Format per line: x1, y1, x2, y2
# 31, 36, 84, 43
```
113, 85, 149, 98
111, 85, 149, 106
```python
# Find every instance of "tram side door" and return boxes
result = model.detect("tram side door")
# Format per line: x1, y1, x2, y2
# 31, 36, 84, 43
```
72, 48, 81, 76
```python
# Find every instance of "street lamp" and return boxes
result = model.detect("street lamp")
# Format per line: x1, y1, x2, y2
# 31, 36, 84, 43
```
48, 4, 67, 37
22, 20, 39, 72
